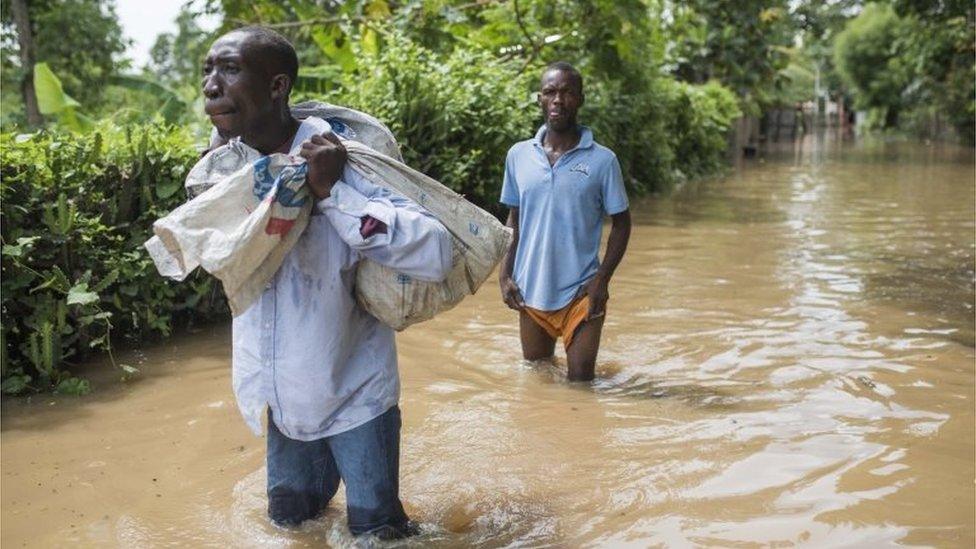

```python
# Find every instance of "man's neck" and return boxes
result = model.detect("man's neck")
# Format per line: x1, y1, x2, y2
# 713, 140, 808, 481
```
242, 109, 300, 155
543, 124, 581, 153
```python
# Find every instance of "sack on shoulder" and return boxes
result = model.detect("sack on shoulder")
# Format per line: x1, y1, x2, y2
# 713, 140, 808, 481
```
177, 102, 511, 329
146, 152, 312, 315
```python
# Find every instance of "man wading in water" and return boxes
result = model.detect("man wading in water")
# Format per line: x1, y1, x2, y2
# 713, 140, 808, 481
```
201, 27, 451, 537
499, 62, 631, 381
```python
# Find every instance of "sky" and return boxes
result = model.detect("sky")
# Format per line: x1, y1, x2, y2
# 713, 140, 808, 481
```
114, 0, 219, 69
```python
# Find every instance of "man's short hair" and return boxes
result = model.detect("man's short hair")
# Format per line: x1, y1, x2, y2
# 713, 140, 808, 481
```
543, 61, 583, 94
235, 26, 299, 92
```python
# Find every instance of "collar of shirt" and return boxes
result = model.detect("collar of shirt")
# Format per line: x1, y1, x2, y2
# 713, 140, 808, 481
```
531, 124, 595, 153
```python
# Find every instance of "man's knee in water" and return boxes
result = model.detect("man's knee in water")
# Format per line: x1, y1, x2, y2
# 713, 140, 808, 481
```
267, 486, 323, 526
567, 361, 596, 382
523, 348, 555, 361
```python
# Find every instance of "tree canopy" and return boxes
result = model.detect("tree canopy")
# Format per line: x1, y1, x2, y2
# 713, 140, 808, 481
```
1, 0, 128, 123
0, 0, 972, 142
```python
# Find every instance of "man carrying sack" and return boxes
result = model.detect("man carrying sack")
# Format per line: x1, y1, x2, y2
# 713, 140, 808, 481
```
177, 26, 451, 538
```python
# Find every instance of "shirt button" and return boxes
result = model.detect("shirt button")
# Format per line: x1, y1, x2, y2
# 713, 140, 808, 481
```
263, 322, 271, 329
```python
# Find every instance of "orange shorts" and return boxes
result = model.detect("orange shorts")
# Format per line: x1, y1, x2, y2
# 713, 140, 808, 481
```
523, 294, 596, 350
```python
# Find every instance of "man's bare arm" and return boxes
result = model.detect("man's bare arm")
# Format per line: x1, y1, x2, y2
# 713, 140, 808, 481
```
499, 207, 525, 310
583, 209, 631, 318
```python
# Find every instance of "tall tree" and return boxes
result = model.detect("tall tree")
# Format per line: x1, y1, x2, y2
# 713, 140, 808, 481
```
9, 0, 41, 125
832, 3, 910, 127
148, 5, 213, 88
888, 0, 975, 142
665, 0, 793, 110
1, 0, 128, 119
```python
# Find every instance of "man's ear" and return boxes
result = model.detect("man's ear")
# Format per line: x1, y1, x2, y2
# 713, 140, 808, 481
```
270, 74, 292, 101
579, 91, 585, 108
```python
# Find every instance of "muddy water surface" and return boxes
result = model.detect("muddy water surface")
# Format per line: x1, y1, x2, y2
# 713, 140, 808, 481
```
3, 136, 974, 547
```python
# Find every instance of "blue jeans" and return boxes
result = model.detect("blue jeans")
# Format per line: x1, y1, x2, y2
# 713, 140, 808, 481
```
266, 406, 413, 538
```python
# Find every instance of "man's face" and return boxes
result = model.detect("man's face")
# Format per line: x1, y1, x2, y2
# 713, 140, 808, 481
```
538, 69, 583, 132
202, 32, 274, 139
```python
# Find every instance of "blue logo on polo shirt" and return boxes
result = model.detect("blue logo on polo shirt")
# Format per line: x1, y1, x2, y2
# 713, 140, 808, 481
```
570, 162, 590, 176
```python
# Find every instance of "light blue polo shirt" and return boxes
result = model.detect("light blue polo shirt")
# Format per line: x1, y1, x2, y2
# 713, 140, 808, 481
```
500, 125, 629, 311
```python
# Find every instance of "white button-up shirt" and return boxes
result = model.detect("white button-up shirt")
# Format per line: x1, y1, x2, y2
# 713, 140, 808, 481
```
231, 117, 452, 441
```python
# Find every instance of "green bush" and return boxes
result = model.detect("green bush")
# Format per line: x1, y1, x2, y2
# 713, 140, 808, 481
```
316, 35, 740, 202
664, 80, 742, 180
0, 123, 227, 394
833, 4, 911, 128
1, 37, 742, 394
325, 37, 537, 216
584, 76, 675, 195
586, 77, 740, 193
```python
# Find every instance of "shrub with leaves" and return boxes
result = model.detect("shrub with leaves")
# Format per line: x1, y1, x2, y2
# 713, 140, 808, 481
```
0, 123, 227, 394
317, 33, 740, 201
324, 36, 538, 216
0, 36, 741, 395
585, 76, 740, 193
663, 80, 742, 181
583, 76, 675, 196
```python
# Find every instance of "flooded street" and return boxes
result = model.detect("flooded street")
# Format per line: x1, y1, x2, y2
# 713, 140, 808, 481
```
3, 135, 974, 547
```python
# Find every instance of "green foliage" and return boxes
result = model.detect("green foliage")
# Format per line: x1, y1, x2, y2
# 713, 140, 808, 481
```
321, 31, 739, 200
1, 0, 129, 114
663, 80, 743, 180
889, 0, 975, 143
2, 1, 204, 131
0, 124, 228, 393
833, 4, 910, 126
833, 2, 974, 141
32, 62, 92, 132
666, 0, 793, 113
211, 0, 395, 73
583, 76, 673, 195
148, 5, 213, 86
587, 77, 740, 192
33, 62, 80, 114
328, 36, 537, 214
108, 74, 190, 124
29, 0, 129, 107
771, 55, 817, 107
0, 4, 746, 394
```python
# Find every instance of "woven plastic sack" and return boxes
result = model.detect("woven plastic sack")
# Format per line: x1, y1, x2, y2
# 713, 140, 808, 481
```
151, 103, 511, 329
342, 141, 511, 328
145, 153, 312, 315
195, 100, 402, 198
291, 101, 402, 161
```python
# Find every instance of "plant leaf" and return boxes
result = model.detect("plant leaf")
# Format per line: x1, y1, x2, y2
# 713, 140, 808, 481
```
92, 269, 119, 293
1, 236, 40, 257
66, 283, 99, 306
155, 178, 182, 199
34, 62, 81, 115
1, 374, 31, 394
109, 74, 188, 123
55, 377, 91, 395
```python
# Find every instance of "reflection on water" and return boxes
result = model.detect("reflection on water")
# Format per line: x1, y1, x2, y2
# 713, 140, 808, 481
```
3, 134, 974, 548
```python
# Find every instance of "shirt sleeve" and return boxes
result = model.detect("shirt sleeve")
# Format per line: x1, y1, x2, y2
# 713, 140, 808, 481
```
500, 148, 520, 207
602, 154, 629, 215
316, 164, 453, 282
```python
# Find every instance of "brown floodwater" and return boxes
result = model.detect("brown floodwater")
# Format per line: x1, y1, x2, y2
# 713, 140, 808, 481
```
3, 134, 974, 548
